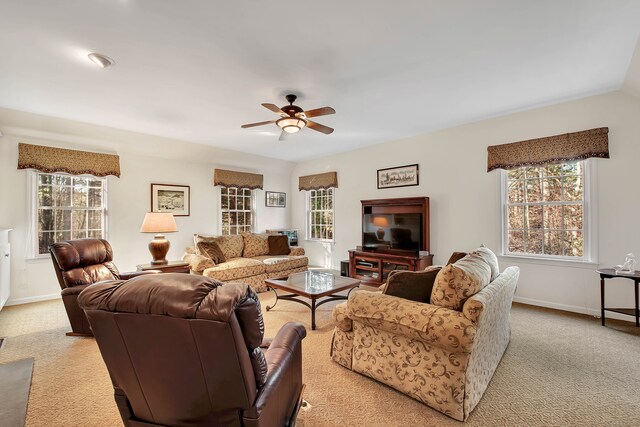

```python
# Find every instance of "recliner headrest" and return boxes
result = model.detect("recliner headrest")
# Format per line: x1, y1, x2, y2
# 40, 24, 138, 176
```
49, 239, 114, 271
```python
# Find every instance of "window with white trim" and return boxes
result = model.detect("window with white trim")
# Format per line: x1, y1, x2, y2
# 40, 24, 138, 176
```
31, 172, 108, 257
306, 188, 334, 241
502, 160, 591, 260
220, 187, 254, 235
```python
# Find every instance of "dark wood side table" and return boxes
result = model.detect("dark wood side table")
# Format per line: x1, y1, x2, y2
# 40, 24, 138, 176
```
597, 268, 640, 327
137, 261, 190, 274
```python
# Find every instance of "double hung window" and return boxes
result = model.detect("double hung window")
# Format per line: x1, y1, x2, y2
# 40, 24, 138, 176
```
306, 188, 334, 241
220, 187, 254, 235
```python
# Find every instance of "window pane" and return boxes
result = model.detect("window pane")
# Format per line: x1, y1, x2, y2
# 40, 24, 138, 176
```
544, 230, 563, 256
38, 209, 54, 232
221, 194, 229, 209
55, 210, 71, 231
525, 179, 542, 202
508, 206, 524, 230
88, 211, 102, 229
525, 229, 543, 254
39, 185, 53, 207
563, 175, 583, 201
525, 205, 542, 229
230, 226, 237, 235
507, 180, 524, 203
525, 167, 541, 179
564, 204, 583, 230
543, 205, 562, 230
562, 162, 579, 175
507, 168, 524, 180
73, 186, 87, 207
564, 231, 583, 257
73, 177, 88, 186
88, 188, 102, 207
88, 178, 102, 187
544, 164, 562, 177
55, 186, 72, 207
508, 230, 524, 252
72, 210, 87, 231
39, 231, 55, 254
237, 197, 244, 210
39, 174, 54, 185
237, 212, 245, 226
245, 196, 252, 210
543, 177, 562, 202
229, 195, 236, 209
88, 230, 102, 238
55, 231, 71, 243
72, 230, 87, 239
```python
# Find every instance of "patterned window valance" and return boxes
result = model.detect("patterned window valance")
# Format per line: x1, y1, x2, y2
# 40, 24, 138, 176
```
17, 143, 121, 177
298, 171, 338, 191
213, 168, 263, 190
487, 127, 609, 172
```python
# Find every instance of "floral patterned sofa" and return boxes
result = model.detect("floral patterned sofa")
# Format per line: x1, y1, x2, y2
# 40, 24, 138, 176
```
183, 233, 307, 293
330, 247, 519, 421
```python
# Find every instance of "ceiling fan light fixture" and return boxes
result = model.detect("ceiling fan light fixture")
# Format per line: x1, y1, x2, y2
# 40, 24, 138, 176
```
277, 117, 307, 133
87, 52, 115, 68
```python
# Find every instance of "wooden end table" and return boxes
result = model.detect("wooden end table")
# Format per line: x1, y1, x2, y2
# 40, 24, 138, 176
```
597, 268, 640, 327
265, 271, 360, 330
137, 260, 190, 274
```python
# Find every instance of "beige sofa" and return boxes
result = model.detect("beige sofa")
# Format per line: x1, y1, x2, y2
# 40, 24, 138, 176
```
330, 248, 519, 421
183, 233, 308, 293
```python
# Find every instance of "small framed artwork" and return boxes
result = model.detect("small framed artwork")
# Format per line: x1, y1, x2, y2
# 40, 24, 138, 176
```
151, 184, 190, 216
377, 164, 419, 189
265, 191, 286, 207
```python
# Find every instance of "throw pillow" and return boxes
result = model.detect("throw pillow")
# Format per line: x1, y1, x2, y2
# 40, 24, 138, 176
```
430, 252, 491, 310
447, 251, 468, 265
474, 245, 500, 281
194, 234, 244, 260
268, 235, 290, 255
383, 267, 442, 303
242, 233, 270, 257
196, 241, 226, 264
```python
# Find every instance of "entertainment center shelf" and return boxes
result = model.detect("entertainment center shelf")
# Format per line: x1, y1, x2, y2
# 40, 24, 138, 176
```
349, 249, 433, 286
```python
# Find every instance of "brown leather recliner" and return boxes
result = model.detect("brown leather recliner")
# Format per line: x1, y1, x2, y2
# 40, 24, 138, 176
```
78, 273, 307, 427
49, 238, 159, 336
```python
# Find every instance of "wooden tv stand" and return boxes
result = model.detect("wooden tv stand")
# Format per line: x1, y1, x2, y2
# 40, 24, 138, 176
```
349, 249, 433, 287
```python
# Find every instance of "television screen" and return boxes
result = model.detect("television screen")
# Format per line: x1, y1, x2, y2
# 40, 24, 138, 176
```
362, 213, 422, 251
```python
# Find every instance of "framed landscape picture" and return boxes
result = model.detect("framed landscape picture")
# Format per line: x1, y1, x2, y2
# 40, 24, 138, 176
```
377, 164, 419, 189
151, 184, 190, 216
265, 191, 286, 207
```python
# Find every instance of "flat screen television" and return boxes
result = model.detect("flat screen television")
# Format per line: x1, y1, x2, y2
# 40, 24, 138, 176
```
362, 213, 422, 251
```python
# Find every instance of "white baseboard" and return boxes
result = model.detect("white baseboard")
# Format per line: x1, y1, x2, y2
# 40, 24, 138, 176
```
513, 296, 634, 323
5, 293, 60, 306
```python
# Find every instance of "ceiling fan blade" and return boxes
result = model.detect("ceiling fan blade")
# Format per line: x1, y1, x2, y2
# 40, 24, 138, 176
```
306, 120, 334, 135
278, 130, 288, 141
302, 106, 336, 118
241, 120, 276, 129
262, 103, 288, 117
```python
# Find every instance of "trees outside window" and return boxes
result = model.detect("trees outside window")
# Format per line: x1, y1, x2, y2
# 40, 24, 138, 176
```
307, 188, 334, 241
220, 187, 254, 235
33, 172, 107, 257
503, 160, 589, 259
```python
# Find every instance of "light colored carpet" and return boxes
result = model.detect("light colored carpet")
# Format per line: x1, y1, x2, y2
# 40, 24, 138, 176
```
0, 294, 639, 426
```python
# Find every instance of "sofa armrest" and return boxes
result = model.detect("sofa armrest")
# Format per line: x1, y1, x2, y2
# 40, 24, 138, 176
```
118, 270, 161, 280
182, 253, 215, 274
347, 291, 476, 353
288, 247, 305, 256
332, 302, 352, 332
243, 322, 306, 421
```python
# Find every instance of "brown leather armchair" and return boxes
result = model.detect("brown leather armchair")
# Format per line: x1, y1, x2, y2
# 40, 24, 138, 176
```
78, 273, 307, 427
49, 238, 159, 336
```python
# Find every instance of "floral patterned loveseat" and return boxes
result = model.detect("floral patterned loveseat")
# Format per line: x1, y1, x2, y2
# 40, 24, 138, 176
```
330, 247, 519, 421
183, 233, 307, 293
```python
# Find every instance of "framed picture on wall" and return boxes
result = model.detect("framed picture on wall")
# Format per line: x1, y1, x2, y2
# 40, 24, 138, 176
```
151, 183, 190, 216
265, 191, 286, 207
377, 164, 419, 189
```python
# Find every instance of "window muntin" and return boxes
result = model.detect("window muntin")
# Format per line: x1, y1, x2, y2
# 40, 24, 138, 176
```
503, 161, 588, 259
220, 187, 254, 235
33, 172, 107, 257
307, 188, 334, 241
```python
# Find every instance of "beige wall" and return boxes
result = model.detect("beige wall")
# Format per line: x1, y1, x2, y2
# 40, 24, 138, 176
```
291, 90, 640, 319
0, 108, 294, 304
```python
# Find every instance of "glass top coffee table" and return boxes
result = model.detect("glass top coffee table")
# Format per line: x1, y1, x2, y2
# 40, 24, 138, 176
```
265, 271, 360, 330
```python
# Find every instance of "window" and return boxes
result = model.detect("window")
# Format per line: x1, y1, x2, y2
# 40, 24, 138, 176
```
502, 160, 591, 260
220, 187, 254, 235
32, 172, 108, 257
307, 188, 334, 241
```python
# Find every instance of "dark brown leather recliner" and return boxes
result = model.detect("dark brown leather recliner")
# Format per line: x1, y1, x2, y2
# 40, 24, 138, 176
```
49, 238, 159, 336
78, 273, 307, 427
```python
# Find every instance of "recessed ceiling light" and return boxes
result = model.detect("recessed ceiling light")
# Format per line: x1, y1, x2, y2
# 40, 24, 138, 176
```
87, 53, 114, 68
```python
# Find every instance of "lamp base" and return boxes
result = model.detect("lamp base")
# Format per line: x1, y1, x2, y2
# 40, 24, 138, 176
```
375, 228, 385, 240
149, 234, 170, 265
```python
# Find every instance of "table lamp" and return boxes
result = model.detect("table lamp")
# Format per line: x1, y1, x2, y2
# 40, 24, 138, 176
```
372, 216, 389, 240
139, 212, 177, 265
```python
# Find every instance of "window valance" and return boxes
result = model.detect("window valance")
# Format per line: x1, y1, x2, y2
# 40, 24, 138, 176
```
17, 143, 121, 177
213, 168, 263, 190
487, 127, 609, 172
298, 171, 338, 191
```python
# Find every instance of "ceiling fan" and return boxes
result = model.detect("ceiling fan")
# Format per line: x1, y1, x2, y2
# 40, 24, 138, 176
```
241, 94, 335, 141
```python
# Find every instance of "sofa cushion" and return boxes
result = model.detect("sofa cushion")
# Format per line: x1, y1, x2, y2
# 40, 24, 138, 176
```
251, 255, 309, 274
194, 234, 244, 260
242, 233, 269, 258
383, 267, 441, 303
474, 246, 500, 281
196, 241, 226, 264
202, 258, 266, 282
267, 235, 290, 255
430, 252, 491, 311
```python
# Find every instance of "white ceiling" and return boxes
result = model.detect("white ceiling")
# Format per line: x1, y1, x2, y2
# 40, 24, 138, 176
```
1, 1, 639, 162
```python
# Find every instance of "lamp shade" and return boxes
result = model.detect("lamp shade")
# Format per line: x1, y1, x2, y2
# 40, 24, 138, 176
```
372, 216, 389, 227
140, 212, 177, 233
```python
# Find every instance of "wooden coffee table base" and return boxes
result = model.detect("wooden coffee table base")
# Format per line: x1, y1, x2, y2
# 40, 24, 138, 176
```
265, 288, 357, 330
